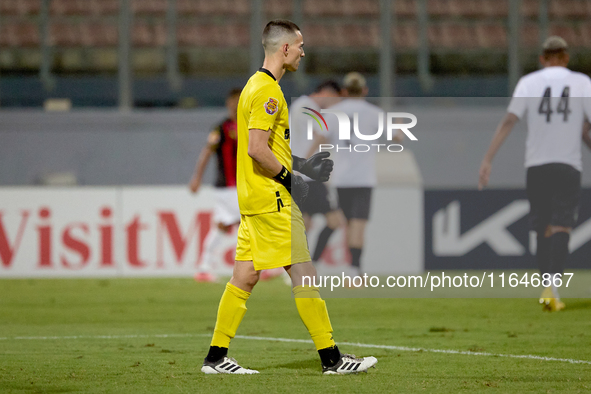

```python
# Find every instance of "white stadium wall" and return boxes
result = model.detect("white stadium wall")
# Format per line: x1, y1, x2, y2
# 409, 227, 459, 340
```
0, 186, 423, 278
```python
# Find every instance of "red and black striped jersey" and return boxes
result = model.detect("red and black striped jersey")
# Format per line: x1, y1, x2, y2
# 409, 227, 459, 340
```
209, 118, 238, 188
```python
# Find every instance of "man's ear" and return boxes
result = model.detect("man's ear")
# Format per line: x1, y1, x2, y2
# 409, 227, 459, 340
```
283, 43, 290, 56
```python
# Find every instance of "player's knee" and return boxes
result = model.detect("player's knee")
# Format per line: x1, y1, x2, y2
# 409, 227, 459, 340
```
230, 263, 260, 290
230, 272, 258, 291
291, 262, 316, 281
545, 225, 572, 237
242, 270, 259, 288
326, 211, 343, 229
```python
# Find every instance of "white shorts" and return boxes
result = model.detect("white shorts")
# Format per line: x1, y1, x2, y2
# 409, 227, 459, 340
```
213, 187, 240, 226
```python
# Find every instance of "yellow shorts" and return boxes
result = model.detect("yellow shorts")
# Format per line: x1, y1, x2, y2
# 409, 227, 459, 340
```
235, 204, 311, 270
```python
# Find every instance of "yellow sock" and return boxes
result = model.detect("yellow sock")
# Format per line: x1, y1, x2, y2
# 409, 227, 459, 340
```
293, 285, 336, 350
210, 282, 250, 348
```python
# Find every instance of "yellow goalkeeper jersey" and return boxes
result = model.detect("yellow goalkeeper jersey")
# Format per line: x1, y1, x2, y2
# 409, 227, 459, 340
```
236, 68, 292, 215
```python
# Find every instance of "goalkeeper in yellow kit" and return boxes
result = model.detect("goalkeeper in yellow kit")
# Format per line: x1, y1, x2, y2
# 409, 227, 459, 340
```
201, 20, 377, 375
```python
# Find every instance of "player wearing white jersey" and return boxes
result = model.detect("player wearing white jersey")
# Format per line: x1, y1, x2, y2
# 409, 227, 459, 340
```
324, 73, 381, 275
290, 81, 344, 263
479, 36, 591, 311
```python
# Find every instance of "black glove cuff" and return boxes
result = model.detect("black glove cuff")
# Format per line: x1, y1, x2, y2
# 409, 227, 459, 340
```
273, 166, 292, 193
292, 155, 305, 172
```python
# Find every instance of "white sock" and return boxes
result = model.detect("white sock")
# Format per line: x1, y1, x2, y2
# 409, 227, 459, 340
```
550, 273, 561, 299
199, 227, 224, 272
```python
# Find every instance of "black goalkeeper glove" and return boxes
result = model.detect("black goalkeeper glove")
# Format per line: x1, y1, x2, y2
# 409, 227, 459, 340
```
292, 152, 334, 182
291, 174, 309, 206
273, 166, 309, 206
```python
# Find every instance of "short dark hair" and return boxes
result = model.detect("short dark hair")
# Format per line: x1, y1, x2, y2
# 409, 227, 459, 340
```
262, 19, 301, 52
542, 48, 568, 60
343, 72, 366, 96
542, 36, 568, 60
314, 80, 341, 94
227, 88, 242, 98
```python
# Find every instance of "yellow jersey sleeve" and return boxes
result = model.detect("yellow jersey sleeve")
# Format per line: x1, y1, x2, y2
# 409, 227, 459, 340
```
236, 71, 292, 215
247, 84, 283, 132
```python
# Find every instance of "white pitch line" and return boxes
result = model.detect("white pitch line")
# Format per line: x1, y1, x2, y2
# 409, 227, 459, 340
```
1, 333, 589, 365
234, 335, 591, 365
0, 334, 196, 341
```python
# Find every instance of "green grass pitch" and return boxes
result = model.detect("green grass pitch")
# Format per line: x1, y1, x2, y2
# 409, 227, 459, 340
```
1, 276, 590, 393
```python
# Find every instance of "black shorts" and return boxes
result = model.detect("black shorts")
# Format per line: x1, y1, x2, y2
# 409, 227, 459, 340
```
526, 163, 581, 232
337, 187, 373, 221
300, 181, 333, 215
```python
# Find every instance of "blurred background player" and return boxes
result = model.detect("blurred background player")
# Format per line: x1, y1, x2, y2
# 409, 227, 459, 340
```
478, 36, 591, 311
261, 80, 343, 281
189, 88, 242, 283
324, 72, 379, 277
290, 80, 345, 265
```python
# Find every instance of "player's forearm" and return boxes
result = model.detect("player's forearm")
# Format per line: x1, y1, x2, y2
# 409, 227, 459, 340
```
248, 143, 283, 177
192, 147, 213, 181
482, 113, 518, 163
